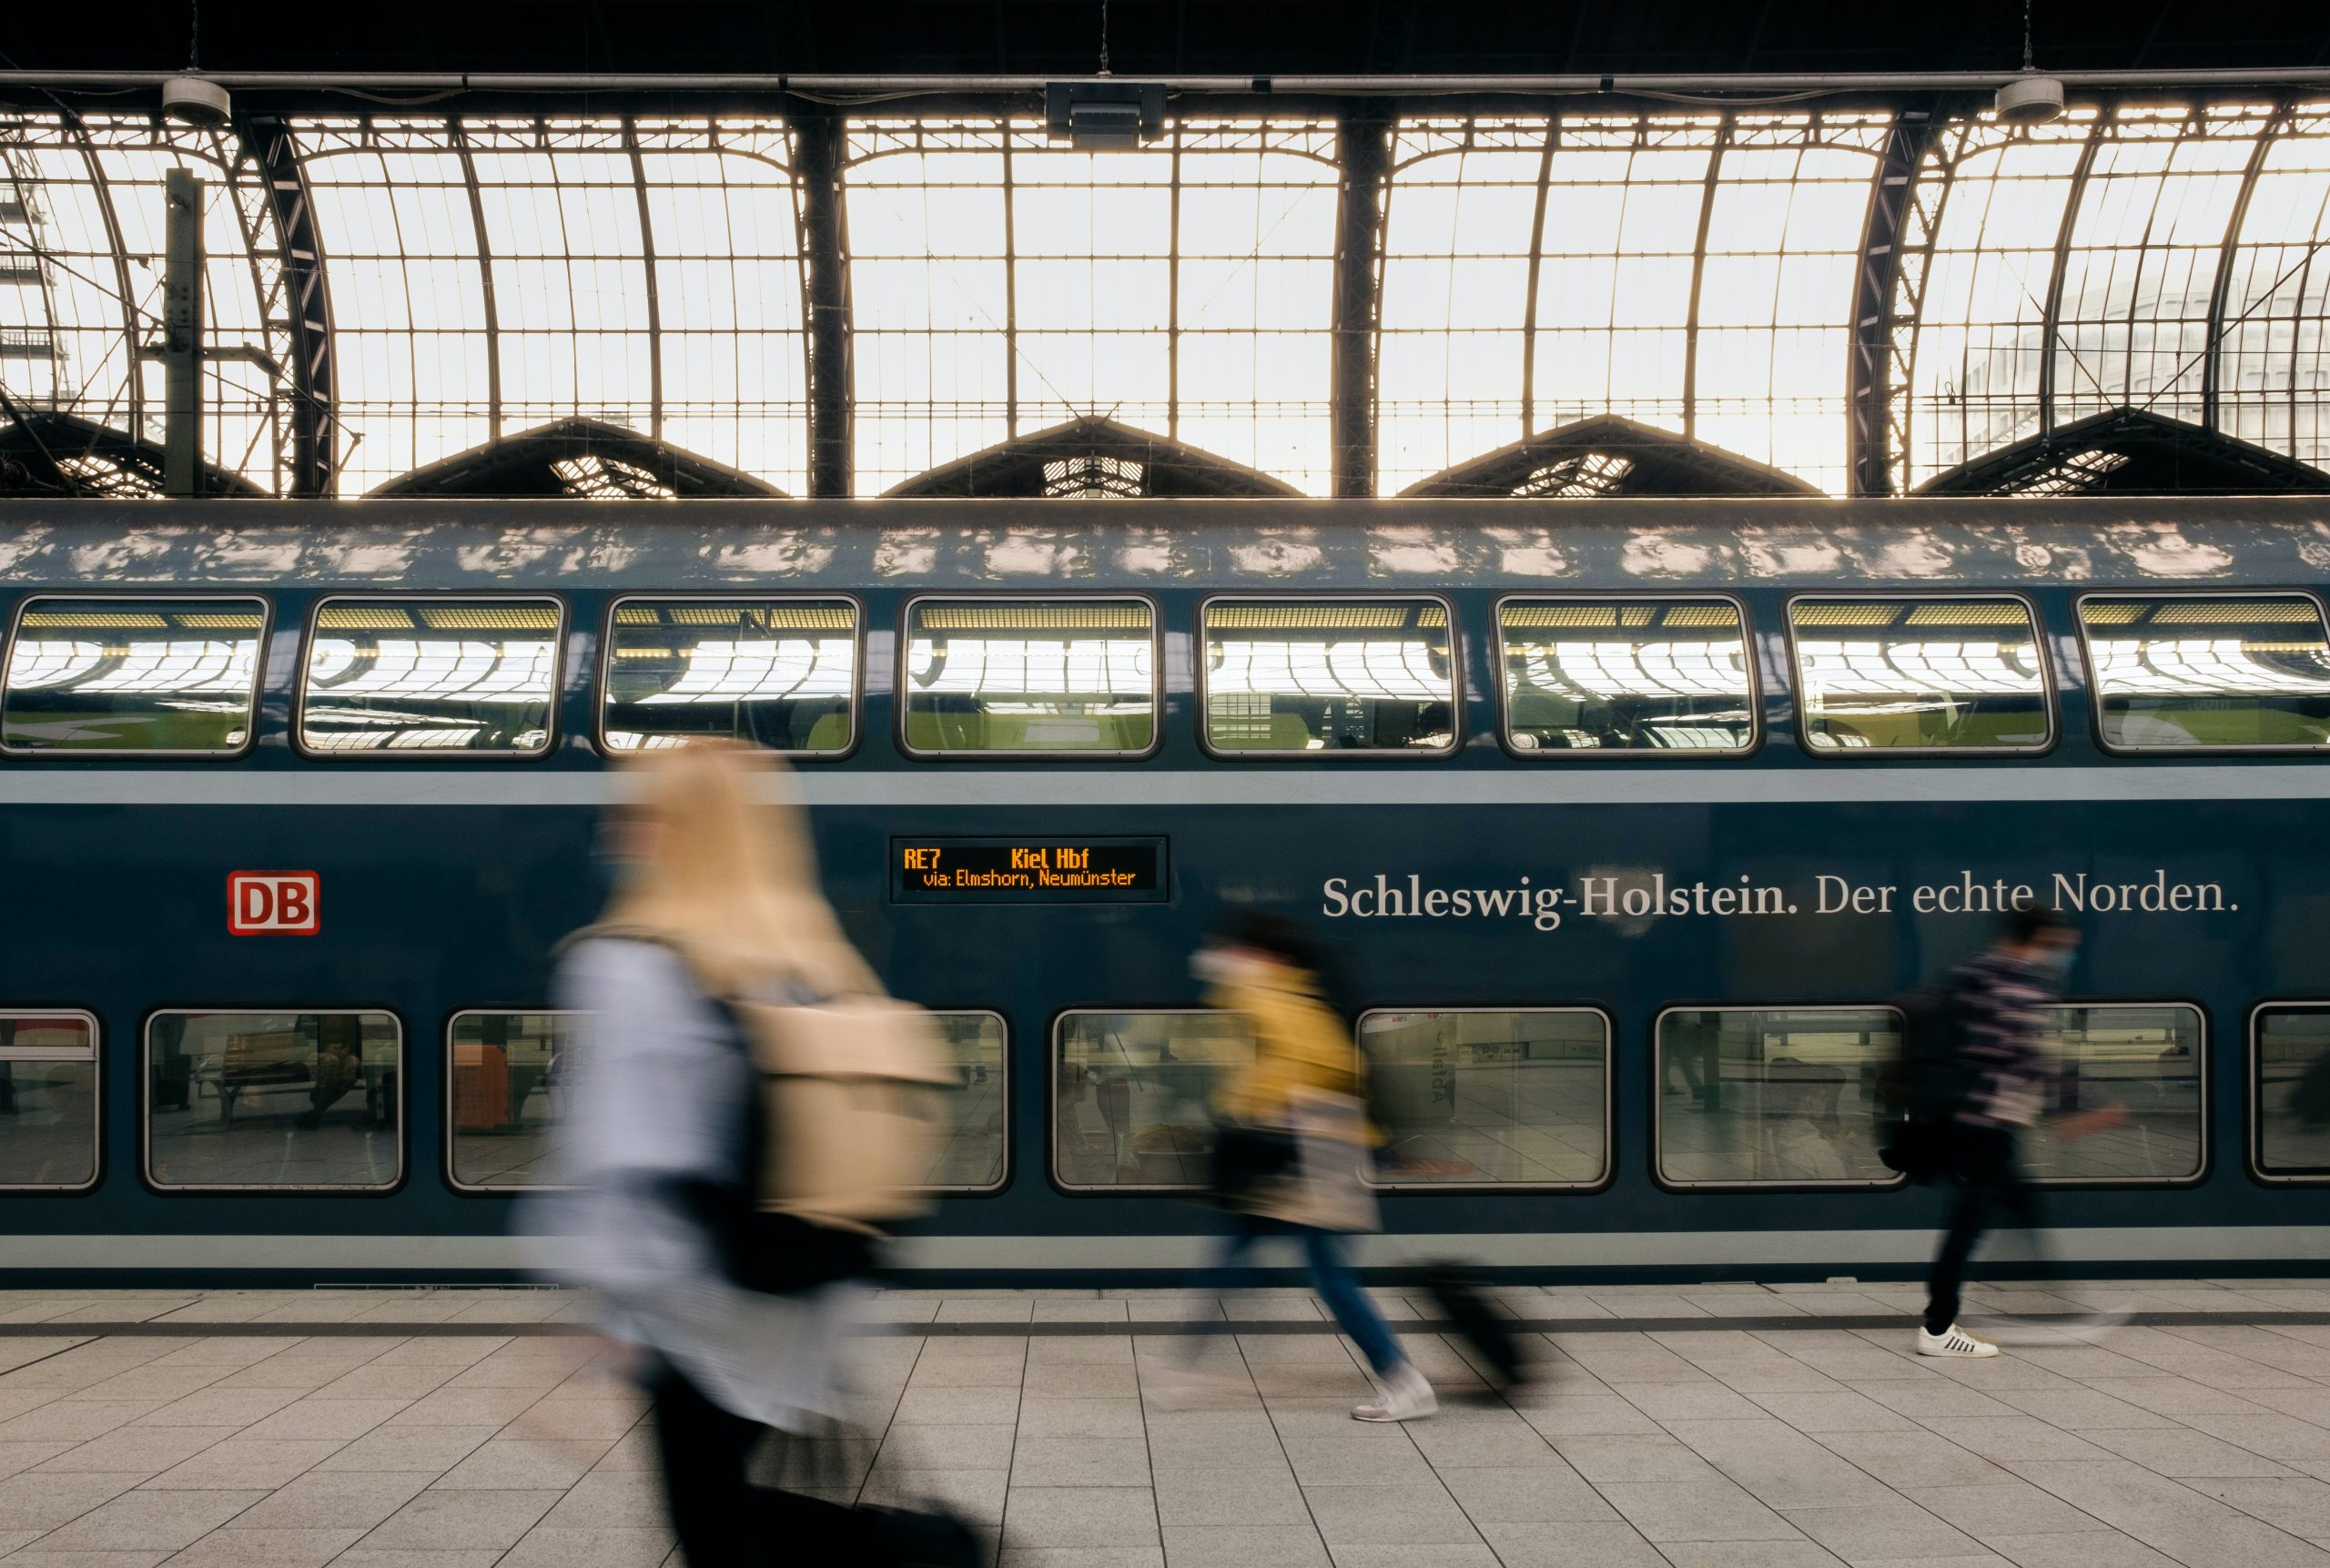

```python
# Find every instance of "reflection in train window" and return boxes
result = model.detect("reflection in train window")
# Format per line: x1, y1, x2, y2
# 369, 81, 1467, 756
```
1202, 599, 1456, 754
902, 600, 1156, 754
1656, 1007, 1903, 1188
2254, 1006, 2330, 1178
1358, 1009, 1609, 1188
147, 1011, 401, 1190
0, 1013, 98, 1190
1, 597, 266, 755
923, 1012, 1008, 1192
1053, 1011, 1253, 1190
603, 600, 856, 754
2080, 595, 2330, 751
1789, 598, 2051, 753
1498, 600, 1753, 754
447, 1011, 576, 1191
299, 599, 561, 755
2022, 1005, 2203, 1185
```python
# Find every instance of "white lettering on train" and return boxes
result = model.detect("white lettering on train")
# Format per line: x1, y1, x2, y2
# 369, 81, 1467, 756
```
1323, 866, 2238, 934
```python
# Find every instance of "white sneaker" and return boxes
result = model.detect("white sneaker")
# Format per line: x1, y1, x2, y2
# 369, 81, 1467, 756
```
1352, 1361, 1437, 1422
1917, 1322, 2000, 1358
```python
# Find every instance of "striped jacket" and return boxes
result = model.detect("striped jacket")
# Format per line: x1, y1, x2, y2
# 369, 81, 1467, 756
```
1947, 946, 2063, 1129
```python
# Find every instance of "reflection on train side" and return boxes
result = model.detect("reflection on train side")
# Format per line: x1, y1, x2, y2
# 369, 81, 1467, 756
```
2254, 1005, 2330, 1179
1656, 1007, 1905, 1188
146, 1011, 402, 1191
1357, 1010, 1609, 1188
2022, 1006, 2203, 1183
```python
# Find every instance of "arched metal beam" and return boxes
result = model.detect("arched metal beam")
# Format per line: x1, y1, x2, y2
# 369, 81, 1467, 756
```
1679, 116, 1733, 443
1330, 99, 1393, 498
2037, 125, 2102, 433
1846, 100, 1940, 496
238, 115, 334, 496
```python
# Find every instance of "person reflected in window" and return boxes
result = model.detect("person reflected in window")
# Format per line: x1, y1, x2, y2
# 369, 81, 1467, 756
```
296, 1017, 366, 1130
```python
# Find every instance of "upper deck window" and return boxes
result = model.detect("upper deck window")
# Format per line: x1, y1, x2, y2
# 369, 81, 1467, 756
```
1498, 599, 1753, 754
902, 599, 1156, 755
2, 597, 266, 755
603, 600, 856, 754
1202, 599, 1456, 754
1789, 597, 2051, 753
299, 599, 562, 755
2079, 594, 2330, 751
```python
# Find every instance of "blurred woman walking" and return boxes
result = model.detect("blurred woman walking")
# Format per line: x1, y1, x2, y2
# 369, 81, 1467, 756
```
535, 742, 976, 1567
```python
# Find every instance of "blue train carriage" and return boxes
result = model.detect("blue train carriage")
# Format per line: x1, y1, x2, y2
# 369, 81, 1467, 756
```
0, 494, 2326, 1284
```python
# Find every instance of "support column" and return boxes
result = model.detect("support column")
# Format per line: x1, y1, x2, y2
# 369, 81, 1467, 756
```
162, 167, 204, 499
795, 106, 853, 497
1331, 101, 1393, 498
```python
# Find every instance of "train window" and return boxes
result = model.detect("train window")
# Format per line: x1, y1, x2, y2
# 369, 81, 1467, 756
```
0, 1012, 98, 1191
1788, 597, 2051, 753
2020, 1004, 2203, 1186
1358, 1009, 1609, 1188
1202, 599, 1456, 754
2079, 594, 2330, 752
1656, 1007, 1904, 1189
299, 598, 561, 755
447, 1011, 577, 1192
922, 1012, 1008, 1193
1497, 599, 1753, 754
902, 599, 1156, 755
1, 596, 266, 755
1053, 1010, 1253, 1190
2254, 1005, 2330, 1179
146, 1010, 401, 1191
602, 599, 856, 754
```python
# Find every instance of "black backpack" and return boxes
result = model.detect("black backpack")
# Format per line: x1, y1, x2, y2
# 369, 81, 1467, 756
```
1878, 979, 1976, 1181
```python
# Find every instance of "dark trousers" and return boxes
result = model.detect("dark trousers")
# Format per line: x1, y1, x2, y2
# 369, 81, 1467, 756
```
1925, 1125, 2045, 1336
649, 1365, 864, 1567
1195, 1215, 1405, 1377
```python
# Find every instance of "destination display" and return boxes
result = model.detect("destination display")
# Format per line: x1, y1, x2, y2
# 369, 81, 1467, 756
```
892, 837, 1168, 904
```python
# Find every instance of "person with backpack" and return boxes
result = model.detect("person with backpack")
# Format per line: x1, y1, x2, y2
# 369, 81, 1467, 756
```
536, 742, 977, 1568
1912, 901, 2082, 1360
1178, 911, 1437, 1423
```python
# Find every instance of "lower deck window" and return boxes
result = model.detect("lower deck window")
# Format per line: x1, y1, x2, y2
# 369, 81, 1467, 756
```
2255, 1006, 2330, 1178
1656, 1007, 1903, 1188
2022, 1005, 2203, 1185
923, 1013, 1009, 1192
448, 1011, 575, 1191
0, 1012, 98, 1190
147, 1011, 401, 1190
1054, 1010, 1252, 1190
1358, 1009, 1609, 1187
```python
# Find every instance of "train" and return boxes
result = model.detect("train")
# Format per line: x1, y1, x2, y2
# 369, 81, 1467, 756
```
1, 493, 2328, 1285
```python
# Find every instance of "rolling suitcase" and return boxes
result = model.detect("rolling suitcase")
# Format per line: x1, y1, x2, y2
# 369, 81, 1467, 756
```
1424, 1264, 1526, 1391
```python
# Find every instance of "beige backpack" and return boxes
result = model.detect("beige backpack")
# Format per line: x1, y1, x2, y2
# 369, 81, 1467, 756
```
727, 992, 960, 1235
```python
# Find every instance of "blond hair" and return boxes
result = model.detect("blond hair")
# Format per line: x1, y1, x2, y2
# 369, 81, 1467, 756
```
593, 741, 881, 999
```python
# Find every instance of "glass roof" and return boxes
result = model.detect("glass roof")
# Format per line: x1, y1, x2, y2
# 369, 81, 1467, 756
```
846, 117, 1338, 495
2, 101, 2328, 498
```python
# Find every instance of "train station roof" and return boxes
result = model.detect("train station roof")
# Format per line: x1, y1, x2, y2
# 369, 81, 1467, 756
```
2, 4, 2329, 500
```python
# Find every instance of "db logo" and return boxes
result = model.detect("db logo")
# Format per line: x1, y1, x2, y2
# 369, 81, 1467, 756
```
228, 872, 319, 936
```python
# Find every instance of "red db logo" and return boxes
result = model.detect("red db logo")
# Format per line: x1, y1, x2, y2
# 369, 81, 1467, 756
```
228, 872, 319, 936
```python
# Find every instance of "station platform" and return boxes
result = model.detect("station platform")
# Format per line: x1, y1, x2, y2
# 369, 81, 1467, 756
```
5, 1280, 2330, 1567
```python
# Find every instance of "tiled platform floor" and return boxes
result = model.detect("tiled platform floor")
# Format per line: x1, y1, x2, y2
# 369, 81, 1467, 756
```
6, 1280, 2330, 1566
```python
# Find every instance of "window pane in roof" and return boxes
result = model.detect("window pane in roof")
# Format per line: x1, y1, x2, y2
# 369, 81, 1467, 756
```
2220, 106, 2330, 469
2052, 107, 2266, 432
1896, 124, 2088, 485
846, 118, 1332, 495
0, 116, 289, 492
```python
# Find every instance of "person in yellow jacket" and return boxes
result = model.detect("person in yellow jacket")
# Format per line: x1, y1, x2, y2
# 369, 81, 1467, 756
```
1185, 910, 1436, 1423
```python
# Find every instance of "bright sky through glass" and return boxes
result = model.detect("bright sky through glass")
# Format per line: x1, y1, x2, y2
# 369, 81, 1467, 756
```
5, 105, 2330, 496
